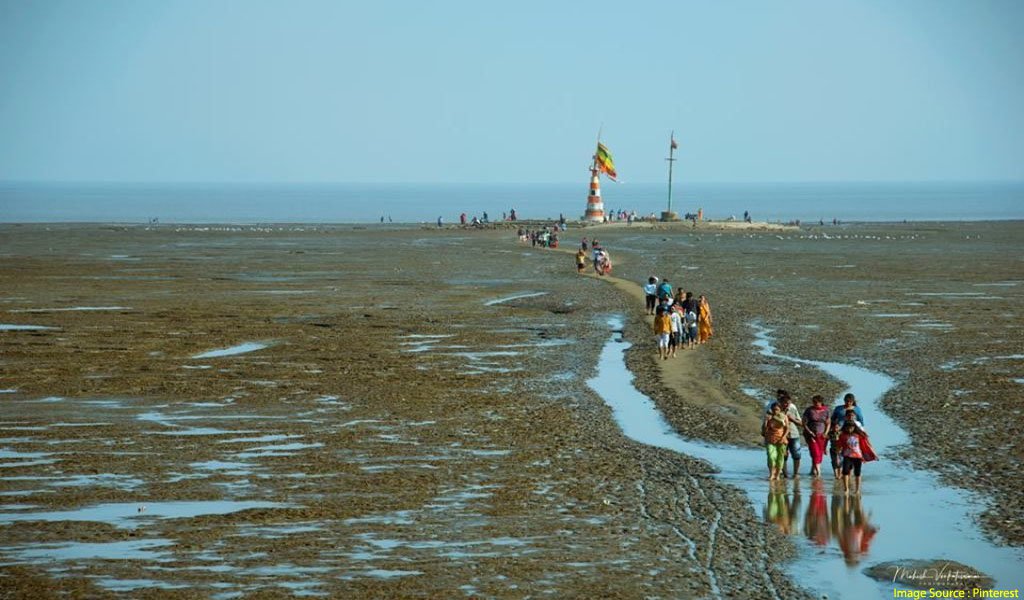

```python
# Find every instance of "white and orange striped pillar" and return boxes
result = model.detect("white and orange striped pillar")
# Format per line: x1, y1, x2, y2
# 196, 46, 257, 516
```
583, 168, 605, 222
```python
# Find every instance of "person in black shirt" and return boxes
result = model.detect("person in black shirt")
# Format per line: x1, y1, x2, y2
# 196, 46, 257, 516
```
681, 291, 700, 318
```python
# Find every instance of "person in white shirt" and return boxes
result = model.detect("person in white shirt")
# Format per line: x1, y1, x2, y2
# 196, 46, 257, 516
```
668, 306, 683, 357
642, 277, 658, 315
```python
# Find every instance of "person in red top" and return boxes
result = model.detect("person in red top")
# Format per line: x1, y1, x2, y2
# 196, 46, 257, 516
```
837, 420, 877, 494
802, 395, 831, 478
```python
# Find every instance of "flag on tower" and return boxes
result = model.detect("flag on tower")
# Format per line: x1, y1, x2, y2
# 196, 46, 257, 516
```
595, 143, 617, 181
670, 136, 678, 150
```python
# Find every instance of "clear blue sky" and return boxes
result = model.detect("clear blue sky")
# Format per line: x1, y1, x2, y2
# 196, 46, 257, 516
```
1, 0, 1022, 184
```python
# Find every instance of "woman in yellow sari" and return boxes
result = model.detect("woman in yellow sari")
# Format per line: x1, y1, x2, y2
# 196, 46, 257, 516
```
698, 294, 713, 343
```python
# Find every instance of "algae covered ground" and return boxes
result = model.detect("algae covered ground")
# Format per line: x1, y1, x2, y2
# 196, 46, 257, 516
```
0, 221, 1020, 598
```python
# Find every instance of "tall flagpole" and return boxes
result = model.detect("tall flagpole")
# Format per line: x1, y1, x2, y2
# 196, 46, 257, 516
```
667, 131, 676, 214
662, 132, 678, 221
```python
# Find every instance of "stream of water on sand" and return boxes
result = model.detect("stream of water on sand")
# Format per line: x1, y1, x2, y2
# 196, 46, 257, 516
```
588, 316, 1023, 599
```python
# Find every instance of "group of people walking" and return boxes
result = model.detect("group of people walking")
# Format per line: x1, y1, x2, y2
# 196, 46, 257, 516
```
573, 238, 611, 276
646, 277, 713, 359
762, 390, 876, 494
518, 226, 562, 248
519, 228, 877, 500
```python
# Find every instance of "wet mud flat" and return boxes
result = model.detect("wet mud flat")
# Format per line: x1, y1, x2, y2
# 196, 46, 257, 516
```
0, 224, 807, 598
588, 222, 1023, 550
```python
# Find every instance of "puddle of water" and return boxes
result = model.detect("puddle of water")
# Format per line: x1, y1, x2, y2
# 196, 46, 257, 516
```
218, 434, 302, 444
484, 292, 548, 306
148, 427, 242, 436
425, 484, 499, 511
48, 474, 146, 490
359, 569, 423, 579
343, 510, 416, 526
278, 581, 328, 596
353, 534, 529, 563
139, 412, 282, 423
0, 449, 53, 460
496, 339, 572, 348
237, 523, 324, 537
338, 419, 384, 429
458, 366, 521, 375
0, 503, 40, 510
246, 564, 332, 576
911, 321, 955, 329
233, 442, 323, 458
0, 324, 59, 331
96, 579, 187, 591
9, 306, 131, 313
0, 459, 59, 469
0, 500, 286, 528
446, 351, 521, 360
190, 460, 257, 475
741, 387, 763, 402
359, 464, 437, 472
0, 539, 172, 562
462, 449, 511, 457
191, 343, 269, 359
400, 343, 470, 354
587, 316, 1024, 599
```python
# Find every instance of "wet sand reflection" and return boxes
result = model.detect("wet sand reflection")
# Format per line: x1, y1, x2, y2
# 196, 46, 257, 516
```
764, 478, 878, 566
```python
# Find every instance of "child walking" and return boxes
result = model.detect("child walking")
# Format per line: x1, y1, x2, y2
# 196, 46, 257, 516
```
683, 307, 698, 349
763, 403, 790, 481
837, 421, 877, 494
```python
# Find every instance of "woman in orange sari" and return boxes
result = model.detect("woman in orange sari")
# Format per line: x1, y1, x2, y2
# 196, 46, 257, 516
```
698, 295, 713, 343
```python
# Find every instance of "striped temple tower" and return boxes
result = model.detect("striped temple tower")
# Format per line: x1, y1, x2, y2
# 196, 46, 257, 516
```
583, 166, 605, 222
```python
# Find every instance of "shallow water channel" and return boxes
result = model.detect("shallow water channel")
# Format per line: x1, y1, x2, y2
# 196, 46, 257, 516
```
588, 316, 1023, 598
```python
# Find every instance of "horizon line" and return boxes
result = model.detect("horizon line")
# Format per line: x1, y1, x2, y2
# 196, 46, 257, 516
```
2, 178, 1024, 187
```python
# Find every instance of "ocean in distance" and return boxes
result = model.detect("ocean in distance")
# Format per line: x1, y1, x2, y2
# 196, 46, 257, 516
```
1, 181, 1021, 224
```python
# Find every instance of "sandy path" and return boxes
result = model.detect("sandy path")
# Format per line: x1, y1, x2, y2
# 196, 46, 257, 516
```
547, 242, 763, 441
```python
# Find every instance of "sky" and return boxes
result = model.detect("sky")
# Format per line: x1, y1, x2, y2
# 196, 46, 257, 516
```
1, 0, 1022, 184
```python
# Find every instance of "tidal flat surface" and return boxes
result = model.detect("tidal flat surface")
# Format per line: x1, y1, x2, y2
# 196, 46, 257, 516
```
0, 221, 1020, 597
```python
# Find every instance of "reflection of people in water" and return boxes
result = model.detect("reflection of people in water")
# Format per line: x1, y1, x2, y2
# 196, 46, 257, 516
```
832, 493, 878, 565
764, 480, 801, 535
803, 478, 831, 546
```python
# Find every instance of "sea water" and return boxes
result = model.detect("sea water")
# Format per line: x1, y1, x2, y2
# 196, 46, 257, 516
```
1, 181, 1021, 224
